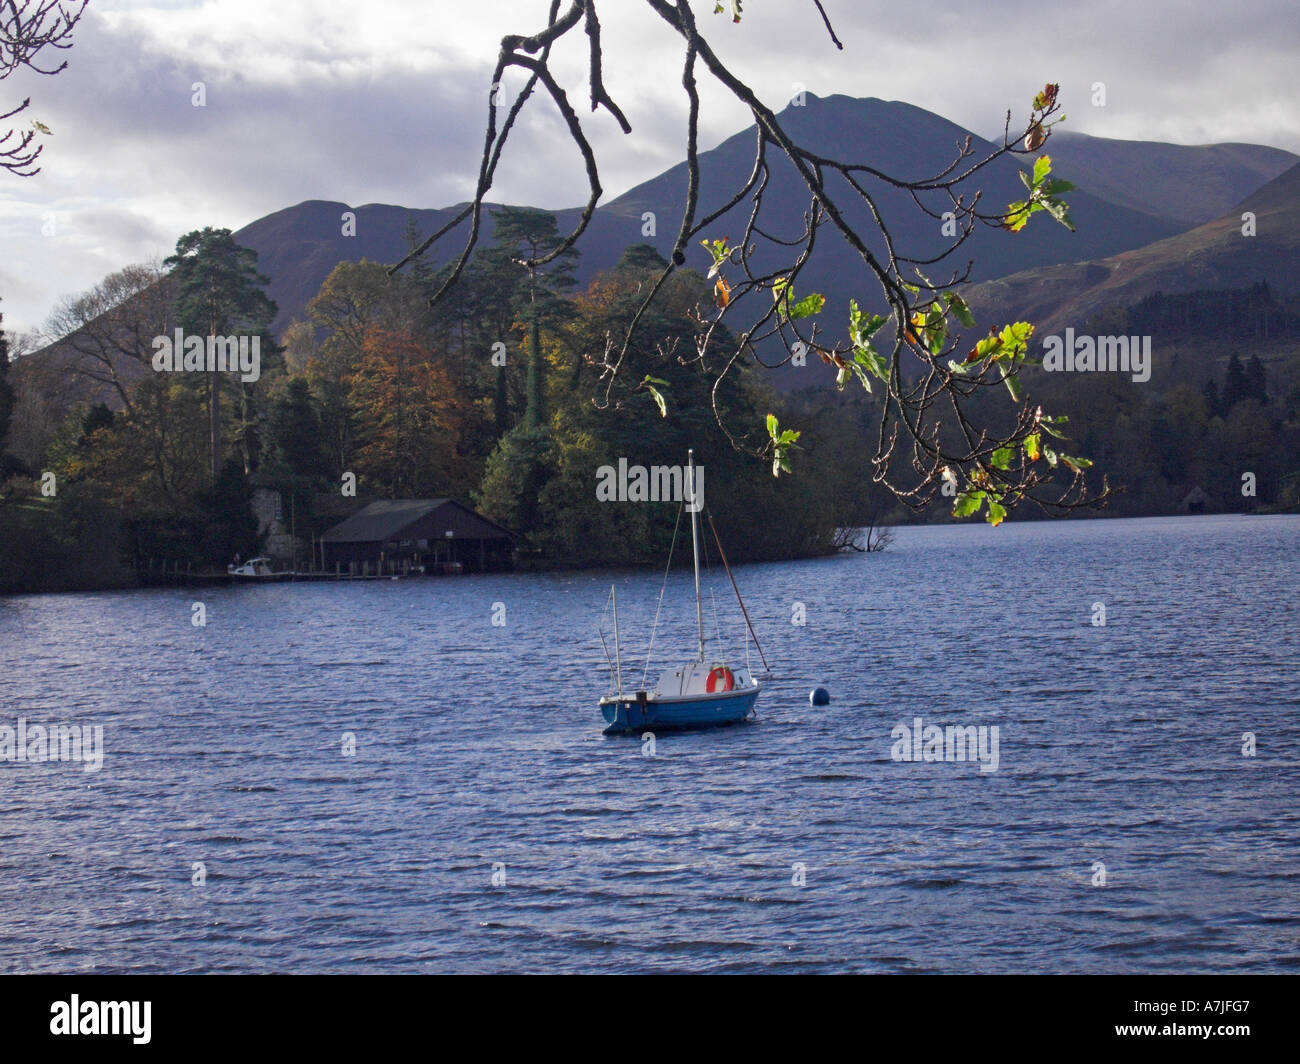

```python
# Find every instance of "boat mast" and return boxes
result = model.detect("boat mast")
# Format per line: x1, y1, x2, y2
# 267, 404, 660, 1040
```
611, 586, 624, 696
688, 449, 705, 663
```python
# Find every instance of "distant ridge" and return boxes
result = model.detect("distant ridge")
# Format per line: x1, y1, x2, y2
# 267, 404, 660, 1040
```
26, 95, 1295, 407
1037, 130, 1297, 226
231, 95, 1294, 338
961, 161, 1300, 340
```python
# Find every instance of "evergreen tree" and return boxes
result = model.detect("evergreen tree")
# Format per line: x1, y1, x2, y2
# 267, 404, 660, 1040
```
265, 377, 328, 526
0, 305, 12, 451
488, 207, 578, 430
1222, 352, 1248, 411
163, 228, 277, 481
196, 458, 261, 565
1245, 354, 1267, 404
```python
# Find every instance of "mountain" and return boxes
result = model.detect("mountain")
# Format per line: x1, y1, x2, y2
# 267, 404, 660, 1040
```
959, 161, 1300, 341
27, 95, 1295, 408
1034, 130, 1297, 227
236, 95, 1266, 339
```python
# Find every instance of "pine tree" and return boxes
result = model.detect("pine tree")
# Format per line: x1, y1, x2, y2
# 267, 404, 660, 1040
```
163, 228, 277, 481
1222, 352, 1248, 412
1245, 354, 1267, 404
488, 208, 578, 430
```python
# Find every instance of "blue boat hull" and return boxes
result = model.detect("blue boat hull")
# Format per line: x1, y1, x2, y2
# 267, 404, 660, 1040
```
600, 689, 758, 734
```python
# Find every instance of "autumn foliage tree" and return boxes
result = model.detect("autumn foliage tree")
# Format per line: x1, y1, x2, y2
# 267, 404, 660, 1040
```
348, 326, 474, 498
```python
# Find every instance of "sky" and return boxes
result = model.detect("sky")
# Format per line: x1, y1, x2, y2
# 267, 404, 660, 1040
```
1, 0, 1297, 337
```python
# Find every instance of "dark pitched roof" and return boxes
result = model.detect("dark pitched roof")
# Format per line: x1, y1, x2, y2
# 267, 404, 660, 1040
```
320, 499, 513, 543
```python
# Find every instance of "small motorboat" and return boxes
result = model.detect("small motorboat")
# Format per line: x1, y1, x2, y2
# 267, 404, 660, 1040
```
227, 557, 276, 577
599, 450, 767, 735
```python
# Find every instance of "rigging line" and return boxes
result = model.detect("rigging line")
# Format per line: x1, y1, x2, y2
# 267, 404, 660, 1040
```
642, 501, 684, 689
597, 586, 615, 684
698, 498, 716, 648
709, 586, 724, 656
705, 506, 771, 673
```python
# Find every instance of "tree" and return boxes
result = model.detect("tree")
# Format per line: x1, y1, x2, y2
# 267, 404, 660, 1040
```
1222, 352, 1248, 412
478, 249, 838, 562
1202, 378, 1222, 419
488, 206, 579, 430
453, 244, 528, 438
306, 259, 428, 476
163, 228, 277, 481
1245, 354, 1267, 404
1, 1, 87, 176
264, 376, 329, 529
348, 326, 470, 498
394, 2, 1104, 527
44, 263, 173, 414
196, 458, 261, 566
0, 304, 13, 451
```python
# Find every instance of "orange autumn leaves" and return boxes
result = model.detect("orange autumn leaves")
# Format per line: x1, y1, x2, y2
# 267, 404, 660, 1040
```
348, 326, 471, 497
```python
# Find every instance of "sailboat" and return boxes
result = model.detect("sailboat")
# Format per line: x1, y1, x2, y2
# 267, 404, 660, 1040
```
599, 450, 766, 735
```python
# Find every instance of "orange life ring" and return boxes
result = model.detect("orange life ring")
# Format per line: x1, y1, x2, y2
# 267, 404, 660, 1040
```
706, 666, 735, 693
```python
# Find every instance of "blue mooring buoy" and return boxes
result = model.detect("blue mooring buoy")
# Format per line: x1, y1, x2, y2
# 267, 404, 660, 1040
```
810, 687, 831, 706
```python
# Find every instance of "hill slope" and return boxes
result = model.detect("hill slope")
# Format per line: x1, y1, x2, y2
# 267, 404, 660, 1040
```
1037, 130, 1296, 227
960, 161, 1300, 340
236, 95, 1214, 338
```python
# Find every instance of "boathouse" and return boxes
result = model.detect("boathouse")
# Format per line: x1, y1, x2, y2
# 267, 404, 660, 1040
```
319, 499, 514, 574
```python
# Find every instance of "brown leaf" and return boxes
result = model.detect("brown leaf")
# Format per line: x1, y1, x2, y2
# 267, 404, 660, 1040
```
713, 275, 731, 308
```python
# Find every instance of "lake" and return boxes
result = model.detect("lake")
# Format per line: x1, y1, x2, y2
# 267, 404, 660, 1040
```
1, 513, 1297, 973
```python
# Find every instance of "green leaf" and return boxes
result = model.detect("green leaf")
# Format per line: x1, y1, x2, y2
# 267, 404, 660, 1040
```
925, 302, 948, 355
1038, 413, 1068, 439
1005, 199, 1037, 232
1040, 196, 1075, 231
952, 490, 984, 518
854, 345, 887, 383
1042, 178, 1076, 196
848, 300, 889, 385
641, 375, 668, 418
766, 413, 800, 476
985, 495, 1007, 526
945, 293, 976, 328
790, 292, 826, 320
849, 299, 887, 340
1043, 447, 1058, 468
1024, 433, 1041, 461
1032, 154, 1052, 186
701, 237, 732, 277
990, 446, 1014, 470
997, 321, 1034, 358
1004, 371, 1022, 402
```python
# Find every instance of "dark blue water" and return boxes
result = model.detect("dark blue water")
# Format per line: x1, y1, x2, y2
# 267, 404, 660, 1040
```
1, 514, 1297, 973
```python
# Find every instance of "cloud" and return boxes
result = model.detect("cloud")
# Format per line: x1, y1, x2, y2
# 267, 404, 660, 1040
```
1, 0, 1296, 335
